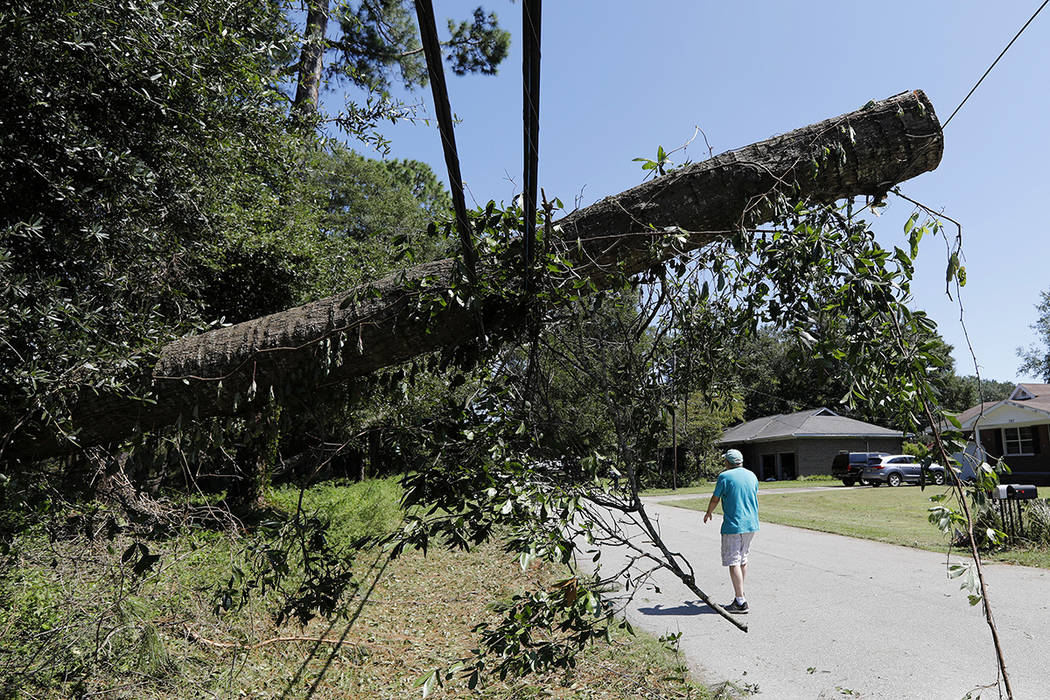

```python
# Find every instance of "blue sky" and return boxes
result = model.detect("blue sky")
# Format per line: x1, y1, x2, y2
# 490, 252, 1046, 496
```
326, 2, 1049, 384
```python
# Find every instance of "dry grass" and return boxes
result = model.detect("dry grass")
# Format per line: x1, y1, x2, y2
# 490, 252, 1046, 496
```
205, 539, 718, 699
2, 478, 732, 699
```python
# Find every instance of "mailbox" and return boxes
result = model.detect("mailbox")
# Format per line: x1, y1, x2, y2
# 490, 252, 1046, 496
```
1007, 485, 1038, 500
990, 484, 1039, 541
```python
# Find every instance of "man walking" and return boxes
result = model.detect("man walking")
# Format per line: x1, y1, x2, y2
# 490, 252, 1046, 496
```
703, 448, 759, 614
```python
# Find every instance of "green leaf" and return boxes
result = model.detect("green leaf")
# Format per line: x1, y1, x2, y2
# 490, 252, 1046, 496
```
904, 213, 918, 234
414, 669, 438, 697
946, 252, 960, 285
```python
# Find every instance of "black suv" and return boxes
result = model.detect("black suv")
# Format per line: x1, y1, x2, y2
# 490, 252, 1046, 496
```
831, 451, 889, 486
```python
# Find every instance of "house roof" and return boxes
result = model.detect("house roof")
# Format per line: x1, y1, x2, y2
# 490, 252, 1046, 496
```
958, 383, 1050, 430
955, 401, 998, 427
716, 408, 903, 445
1016, 383, 1050, 395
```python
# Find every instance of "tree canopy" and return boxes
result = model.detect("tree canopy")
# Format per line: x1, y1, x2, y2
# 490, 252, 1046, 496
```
1017, 289, 1050, 382
0, 0, 502, 465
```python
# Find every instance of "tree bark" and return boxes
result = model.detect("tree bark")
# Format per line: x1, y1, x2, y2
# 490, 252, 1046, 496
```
293, 0, 329, 115
6, 91, 943, 460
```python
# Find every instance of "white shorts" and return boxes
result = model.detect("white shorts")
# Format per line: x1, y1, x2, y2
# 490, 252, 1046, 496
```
721, 532, 755, 566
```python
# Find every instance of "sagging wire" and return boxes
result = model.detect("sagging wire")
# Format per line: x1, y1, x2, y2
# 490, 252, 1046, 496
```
412, 0, 479, 285
942, 0, 1049, 129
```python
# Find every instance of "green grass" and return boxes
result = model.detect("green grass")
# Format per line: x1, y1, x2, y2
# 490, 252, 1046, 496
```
2, 477, 735, 699
643, 475, 841, 496
267, 476, 404, 543
666, 485, 953, 549
663, 485, 1050, 567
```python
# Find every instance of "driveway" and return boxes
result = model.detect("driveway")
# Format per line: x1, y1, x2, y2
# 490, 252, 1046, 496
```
585, 495, 1050, 698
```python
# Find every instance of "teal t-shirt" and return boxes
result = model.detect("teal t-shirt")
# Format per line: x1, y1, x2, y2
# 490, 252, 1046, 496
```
713, 467, 760, 534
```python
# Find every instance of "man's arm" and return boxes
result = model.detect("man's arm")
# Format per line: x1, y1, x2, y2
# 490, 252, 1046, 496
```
703, 495, 720, 524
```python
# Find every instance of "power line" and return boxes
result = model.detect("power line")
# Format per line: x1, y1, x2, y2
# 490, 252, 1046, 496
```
413, 0, 479, 284
522, 0, 541, 294
943, 0, 1049, 128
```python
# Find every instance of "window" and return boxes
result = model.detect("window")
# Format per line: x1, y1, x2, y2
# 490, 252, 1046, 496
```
1003, 426, 1036, 456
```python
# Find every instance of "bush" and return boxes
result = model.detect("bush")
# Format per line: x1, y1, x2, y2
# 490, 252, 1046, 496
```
968, 501, 1005, 548
693, 453, 726, 483
268, 477, 403, 543
1025, 499, 1050, 546
0, 478, 405, 697
902, 441, 931, 460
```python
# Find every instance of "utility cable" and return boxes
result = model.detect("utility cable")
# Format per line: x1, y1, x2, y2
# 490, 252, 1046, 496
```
413, 0, 479, 284
943, 0, 1049, 128
522, 0, 542, 294
520, 0, 543, 410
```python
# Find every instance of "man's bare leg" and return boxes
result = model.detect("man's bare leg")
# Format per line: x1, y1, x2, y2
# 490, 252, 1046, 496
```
729, 564, 745, 599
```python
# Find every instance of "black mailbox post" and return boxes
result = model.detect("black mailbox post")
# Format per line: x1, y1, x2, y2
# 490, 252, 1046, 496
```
990, 485, 1038, 540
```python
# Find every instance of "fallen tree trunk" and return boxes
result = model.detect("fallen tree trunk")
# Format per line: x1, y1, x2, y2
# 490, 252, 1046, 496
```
7, 90, 943, 460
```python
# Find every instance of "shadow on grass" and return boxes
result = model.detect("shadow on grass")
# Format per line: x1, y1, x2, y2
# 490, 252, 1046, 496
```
280, 549, 393, 700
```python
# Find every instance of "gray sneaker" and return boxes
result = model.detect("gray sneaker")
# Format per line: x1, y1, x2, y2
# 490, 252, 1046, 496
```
724, 600, 749, 614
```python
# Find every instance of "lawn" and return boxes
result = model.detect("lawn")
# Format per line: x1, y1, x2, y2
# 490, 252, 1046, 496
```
662, 484, 1050, 568
2, 478, 738, 699
643, 476, 842, 496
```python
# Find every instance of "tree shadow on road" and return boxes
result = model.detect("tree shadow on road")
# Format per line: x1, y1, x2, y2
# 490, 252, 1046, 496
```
637, 600, 719, 616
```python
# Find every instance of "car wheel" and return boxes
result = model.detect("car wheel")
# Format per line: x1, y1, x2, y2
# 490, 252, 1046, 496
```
887, 472, 902, 487
932, 471, 945, 486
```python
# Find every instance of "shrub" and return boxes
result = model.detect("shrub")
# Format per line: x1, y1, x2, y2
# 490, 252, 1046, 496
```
268, 477, 403, 544
902, 441, 931, 460
1025, 498, 1050, 546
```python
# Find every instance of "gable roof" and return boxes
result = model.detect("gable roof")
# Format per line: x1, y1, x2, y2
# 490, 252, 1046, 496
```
959, 383, 1050, 430
1013, 383, 1050, 402
955, 401, 998, 428
716, 408, 902, 445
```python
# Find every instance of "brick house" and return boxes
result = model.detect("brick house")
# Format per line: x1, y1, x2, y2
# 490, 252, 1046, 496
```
716, 408, 903, 480
957, 383, 1050, 484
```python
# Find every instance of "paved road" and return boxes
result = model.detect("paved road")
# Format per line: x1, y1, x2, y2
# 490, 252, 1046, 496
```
586, 494, 1050, 699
